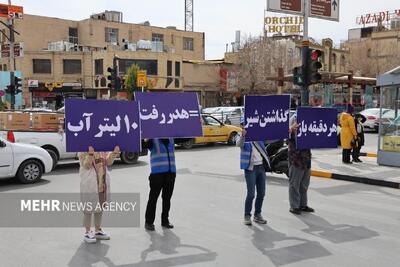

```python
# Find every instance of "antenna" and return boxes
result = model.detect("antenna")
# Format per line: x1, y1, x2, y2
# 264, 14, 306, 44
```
185, 0, 194, 31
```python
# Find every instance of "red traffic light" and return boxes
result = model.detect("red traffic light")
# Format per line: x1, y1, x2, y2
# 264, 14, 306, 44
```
311, 50, 322, 61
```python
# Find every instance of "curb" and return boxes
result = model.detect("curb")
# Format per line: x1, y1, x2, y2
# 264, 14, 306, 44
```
311, 170, 400, 189
360, 152, 377, 158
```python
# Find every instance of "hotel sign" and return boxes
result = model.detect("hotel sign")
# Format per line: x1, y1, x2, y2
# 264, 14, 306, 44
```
264, 16, 303, 34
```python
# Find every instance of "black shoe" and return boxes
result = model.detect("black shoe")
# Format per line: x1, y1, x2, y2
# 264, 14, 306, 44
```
145, 223, 155, 231
300, 206, 315, 212
289, 208, 301, 215
161, 222, 174, 229
355, 158, 363, 163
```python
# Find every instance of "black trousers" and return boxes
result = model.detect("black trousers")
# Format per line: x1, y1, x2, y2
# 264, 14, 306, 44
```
342, 149, 352, 163
352, 146, 362, 160
145, 172, 176, 225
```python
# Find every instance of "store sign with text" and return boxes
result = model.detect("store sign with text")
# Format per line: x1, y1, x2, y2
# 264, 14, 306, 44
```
356, 10, 400, 26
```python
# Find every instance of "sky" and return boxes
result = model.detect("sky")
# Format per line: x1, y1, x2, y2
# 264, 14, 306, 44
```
6, 0, 400, 59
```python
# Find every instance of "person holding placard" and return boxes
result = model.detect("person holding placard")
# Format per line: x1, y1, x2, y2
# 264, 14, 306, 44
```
78, 145, 120, 243
236, 118, 270, 226
144, 138, 176, 231
288, 114, 313, 215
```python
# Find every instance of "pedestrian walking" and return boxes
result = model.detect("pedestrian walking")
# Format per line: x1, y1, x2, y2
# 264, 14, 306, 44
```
287, 114, 314, 215
144, 138, 176, 231
236, 119, 270, 225
340, 104, 358, 164
78, 145, 120, 243
352, 114, 366, 162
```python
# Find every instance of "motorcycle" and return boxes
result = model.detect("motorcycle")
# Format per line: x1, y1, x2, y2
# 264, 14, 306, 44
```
265, 140, 289, 177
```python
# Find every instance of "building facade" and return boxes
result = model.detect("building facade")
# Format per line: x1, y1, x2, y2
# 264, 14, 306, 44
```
0, 11, 206, 109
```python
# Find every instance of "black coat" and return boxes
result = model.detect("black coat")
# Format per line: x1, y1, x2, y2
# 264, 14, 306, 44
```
354, 118, 365, 147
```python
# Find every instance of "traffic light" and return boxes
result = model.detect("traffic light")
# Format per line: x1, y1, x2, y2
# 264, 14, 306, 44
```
14, 76, 22, 94
5, 85, 13, 95
107, 66, 118, 89
293, 66, 305, 86
307, 49, 322, 84
115, 76, 122, 91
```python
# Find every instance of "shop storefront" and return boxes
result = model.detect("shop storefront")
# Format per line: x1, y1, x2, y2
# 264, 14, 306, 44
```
377, 66, 400, 167
29, 82, 84, 110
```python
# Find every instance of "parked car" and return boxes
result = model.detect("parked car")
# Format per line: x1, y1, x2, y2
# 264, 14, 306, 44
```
0, 137, 53, 183
202, 106, 244, 126
359, 108, 390, 131
176, 114, 242, 149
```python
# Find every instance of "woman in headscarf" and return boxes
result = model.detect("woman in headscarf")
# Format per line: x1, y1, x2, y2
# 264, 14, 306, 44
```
340, 104, 358, 164
78, 145, 120, 243
352, 114, 366, 162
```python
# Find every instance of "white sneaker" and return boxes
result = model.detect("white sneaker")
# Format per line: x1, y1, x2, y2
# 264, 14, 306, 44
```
94, 229, 110, 240
84, 231, 97, 244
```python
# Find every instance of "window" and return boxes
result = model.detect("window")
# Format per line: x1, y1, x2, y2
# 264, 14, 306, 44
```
203, 116, 222, 126
33, 59, 51, 74
183, 37, 194, 51
152, 33, 164, 42
175, 61, 181, 88
119, 59, 158, 75
105, 27, 119, 43
69, 27, 78, 44
167, 61, 172, 76
175, 62, 181, 76
95, 59, 103, 75
63, 59, 81, 74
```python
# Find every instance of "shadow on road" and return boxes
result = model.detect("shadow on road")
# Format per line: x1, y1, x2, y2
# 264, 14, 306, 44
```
68, 229, 217, 267
314, 182, 400, 199
68, 242, 115, 267
298, 213, 380, 244
251, 224, 331, 266
47, 161, 149, 176
0, 178, 50, 192
191, 171, 288, 187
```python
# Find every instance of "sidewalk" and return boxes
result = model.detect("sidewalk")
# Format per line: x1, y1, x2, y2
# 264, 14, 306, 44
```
311, 149, 400, 189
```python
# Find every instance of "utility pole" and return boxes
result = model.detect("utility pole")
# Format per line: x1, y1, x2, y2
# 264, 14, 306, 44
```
300, 0, 310, 107
8, 0, 16, 110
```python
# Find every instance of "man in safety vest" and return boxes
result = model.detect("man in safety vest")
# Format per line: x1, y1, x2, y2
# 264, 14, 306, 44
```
236, 118, 270, 226
144, 138, 176, 231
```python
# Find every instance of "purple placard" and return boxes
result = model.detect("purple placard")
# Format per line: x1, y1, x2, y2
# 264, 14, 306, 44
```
135, 92, 203, 138
296, 107, 338, 149
244, 95, 290, 141
65, 99, 141, 152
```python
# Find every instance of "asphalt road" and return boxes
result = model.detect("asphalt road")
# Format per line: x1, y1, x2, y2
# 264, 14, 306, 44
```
0, 141, 399, 267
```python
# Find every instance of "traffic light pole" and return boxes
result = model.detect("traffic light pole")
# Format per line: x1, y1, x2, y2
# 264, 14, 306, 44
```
301, 0, 310, 107
8, 0, 16, 110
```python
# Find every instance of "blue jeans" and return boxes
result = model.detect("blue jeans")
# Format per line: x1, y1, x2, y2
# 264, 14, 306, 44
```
244, 165, 267, 216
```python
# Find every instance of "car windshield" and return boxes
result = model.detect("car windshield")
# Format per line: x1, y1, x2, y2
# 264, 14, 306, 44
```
382, 110, 400, 119
203, 116, 222, 126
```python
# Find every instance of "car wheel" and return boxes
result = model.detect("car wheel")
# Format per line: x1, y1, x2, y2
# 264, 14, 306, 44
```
120, 152, 139, 164
45, 149, 58, 170
16, 160, 43, 184
227, 132, 237, 146
182, 139, 194, 149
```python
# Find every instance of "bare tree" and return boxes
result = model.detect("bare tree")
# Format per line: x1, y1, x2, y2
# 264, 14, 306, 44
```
236, 35, 300, 95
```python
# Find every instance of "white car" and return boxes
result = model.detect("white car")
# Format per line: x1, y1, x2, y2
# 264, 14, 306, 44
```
0, 137, 53, 184
359, 108, 390, 131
